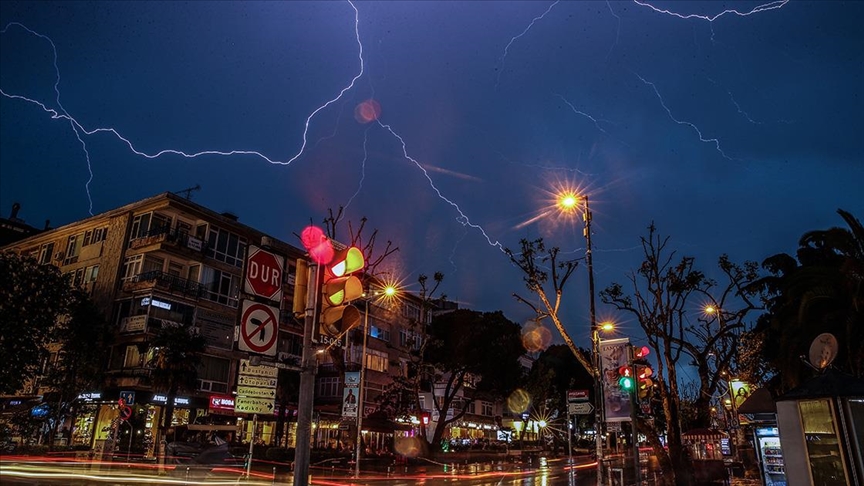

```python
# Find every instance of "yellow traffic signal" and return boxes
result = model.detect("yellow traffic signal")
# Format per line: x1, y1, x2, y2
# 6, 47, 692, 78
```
319, 245, 365, 341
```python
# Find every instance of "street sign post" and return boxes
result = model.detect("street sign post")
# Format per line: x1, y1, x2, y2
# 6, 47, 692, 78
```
244, 245, 284, 301
238, 300, 279, 356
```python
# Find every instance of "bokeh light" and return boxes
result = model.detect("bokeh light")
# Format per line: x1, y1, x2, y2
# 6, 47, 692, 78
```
354, 99, 381, 123
300, 225, 333, 264
521, 320, 552, 352
506, 388, 531, 414
393, 436, 422, 457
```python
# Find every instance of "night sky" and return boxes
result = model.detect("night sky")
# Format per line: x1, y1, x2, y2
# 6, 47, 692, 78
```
1, 1, 862, 352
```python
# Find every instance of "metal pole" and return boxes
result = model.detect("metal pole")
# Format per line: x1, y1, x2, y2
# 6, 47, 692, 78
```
567, 407, 573, 464
247, 413, 257, 477
585, 197, 604, 486
293, 261, 320, 486
628, 347, 641, 485
355, 296, 370, 477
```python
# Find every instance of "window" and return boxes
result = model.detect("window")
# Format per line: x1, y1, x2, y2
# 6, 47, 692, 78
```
197, 356, 230, 393
83, 227, 108, 246
402, 302, 420, 321
201, 266, 240, 307
64, 234, 82, 265
481, 401, 493, 416
122, 255, 144, 281
124, 345, 142, 368
130, 212, 171, 242
206, 226, 246, 268
318, 377, 341, 397
399, 329, 421, 350
365, 349, 388, 373
84, 265, 99, 284
72, 268, 85, 287
369, 325, 390, 342
38, 242, 55, 265
142, 256, 164, 274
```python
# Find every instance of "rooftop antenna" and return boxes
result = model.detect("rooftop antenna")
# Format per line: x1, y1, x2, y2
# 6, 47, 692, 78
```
174, 184, 201, 200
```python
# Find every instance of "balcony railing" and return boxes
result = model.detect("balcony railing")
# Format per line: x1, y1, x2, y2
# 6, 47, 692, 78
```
129, 226, 205, 252
124, 270, 204, 298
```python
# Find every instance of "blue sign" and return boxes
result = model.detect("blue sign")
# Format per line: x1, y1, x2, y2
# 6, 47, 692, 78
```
31, 403, 50, 418
119, 390, 136, 405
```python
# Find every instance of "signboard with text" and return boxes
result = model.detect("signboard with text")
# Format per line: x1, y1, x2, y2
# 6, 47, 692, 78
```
244, 245, 284, 301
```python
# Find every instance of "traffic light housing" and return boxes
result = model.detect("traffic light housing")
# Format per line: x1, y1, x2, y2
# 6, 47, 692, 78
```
618, 365, 634, 391
632, 346, 654, 400
319, 245, 365, 341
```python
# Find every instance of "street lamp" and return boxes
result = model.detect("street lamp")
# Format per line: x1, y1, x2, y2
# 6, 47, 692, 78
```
354, 284, 397, 478
557, 190, 604, 485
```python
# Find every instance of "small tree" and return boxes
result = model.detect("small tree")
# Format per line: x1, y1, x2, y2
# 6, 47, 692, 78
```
423, 309, 525, 446
147, 324, 206, 433
0, 252, 70, 394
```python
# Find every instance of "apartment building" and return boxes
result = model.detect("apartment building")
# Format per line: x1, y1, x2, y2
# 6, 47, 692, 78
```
2, 192, 306, 452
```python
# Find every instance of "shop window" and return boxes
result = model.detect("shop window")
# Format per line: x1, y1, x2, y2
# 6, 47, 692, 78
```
800, 399, 850, 486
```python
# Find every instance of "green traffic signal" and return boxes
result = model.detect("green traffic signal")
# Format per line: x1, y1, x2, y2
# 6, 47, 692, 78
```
618, 375, 634, 390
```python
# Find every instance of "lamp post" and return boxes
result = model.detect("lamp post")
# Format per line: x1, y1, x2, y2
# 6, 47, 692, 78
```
559, 192, 605, 485
354, 285, 396, 478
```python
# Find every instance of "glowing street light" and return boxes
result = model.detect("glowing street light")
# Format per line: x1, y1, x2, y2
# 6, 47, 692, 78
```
555, 188, 604, 486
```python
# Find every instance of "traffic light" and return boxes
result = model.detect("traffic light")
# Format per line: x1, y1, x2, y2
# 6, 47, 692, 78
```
319, 245, 365, 341
618, 365, 634, 391
632, 346, 654, 400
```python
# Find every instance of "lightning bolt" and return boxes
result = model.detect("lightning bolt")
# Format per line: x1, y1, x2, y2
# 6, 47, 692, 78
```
633, 0, 790, 22
3, 1, 509, 257
604, 0, 621, 63
376, 120, 506, 253
633, 73, 735, 161
496, 0, 561, 89
1, 1, 364, 211
342, 126, 371, 216
555, 93, 610, 136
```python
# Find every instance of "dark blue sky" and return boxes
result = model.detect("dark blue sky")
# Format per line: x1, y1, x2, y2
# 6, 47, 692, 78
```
1, 1, 862, 350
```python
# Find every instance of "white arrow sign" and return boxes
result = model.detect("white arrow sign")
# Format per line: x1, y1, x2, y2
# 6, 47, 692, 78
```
237, 386, 276, 399
235, 396, 275, 414
568, 402, 595, 415
239, 359, 278, 378
238, 375, 277, 388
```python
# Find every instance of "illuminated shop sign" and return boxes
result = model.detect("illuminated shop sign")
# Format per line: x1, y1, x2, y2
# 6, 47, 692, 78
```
151, 394, 190, 406
141, 297, 172, 310
210, 396, 235, 411
77, 392, 102, 401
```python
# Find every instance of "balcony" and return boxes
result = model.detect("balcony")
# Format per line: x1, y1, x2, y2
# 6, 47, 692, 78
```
123, 270, 204, 299
129, 226, 205, 253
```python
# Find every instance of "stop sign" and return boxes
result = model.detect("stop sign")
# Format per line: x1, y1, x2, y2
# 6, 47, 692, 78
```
244, 245, 284, 301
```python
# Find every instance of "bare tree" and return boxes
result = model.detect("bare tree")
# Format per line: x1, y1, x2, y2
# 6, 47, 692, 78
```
505, 238, 591, 373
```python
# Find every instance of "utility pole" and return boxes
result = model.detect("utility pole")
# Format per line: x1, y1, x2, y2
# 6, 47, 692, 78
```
584, 197, 605, 486
293, 261, 320, 486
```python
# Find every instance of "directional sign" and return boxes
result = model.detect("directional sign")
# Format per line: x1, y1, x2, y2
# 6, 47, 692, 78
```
567, 389, 589, 402
235, 397, 275, 414
244, 245, 284, 301
238, 300, 279, 356
238, 375, 277, 388
568, 402, 595, 415
239, 359, 278, 378
237, 386, 276, 399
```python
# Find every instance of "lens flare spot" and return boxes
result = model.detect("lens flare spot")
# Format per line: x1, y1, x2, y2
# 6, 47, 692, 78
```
354, 99, 381, 124
394, 436, 422, 457
300, 225, 333, 264
507, 388, 531, 415
521, 320, 552, 352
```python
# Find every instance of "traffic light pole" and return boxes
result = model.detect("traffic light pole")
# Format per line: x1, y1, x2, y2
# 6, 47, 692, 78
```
628, 347, 641, 485
293, 261, 321, 486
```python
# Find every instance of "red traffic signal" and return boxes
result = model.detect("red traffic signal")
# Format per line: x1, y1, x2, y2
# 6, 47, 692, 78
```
635, 346, 650, 359
421, 412, 431, 425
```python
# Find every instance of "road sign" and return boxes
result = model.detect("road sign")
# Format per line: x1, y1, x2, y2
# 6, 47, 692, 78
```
119, 390, 136, 405
239, 359, 278, 378
568, 402, 595, 415
238, 375, 277, 388
567, 389, 589, 402
239, 300, 279, 356
234, 397, 275, 414
244, 245, 284, 301
237, 386, 276, 399
119, 405, 133, 421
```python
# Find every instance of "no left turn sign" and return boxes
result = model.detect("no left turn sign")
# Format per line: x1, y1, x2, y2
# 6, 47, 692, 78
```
239, 300, 279, 356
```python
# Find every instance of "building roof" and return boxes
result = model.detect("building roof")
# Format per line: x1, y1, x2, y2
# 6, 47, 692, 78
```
776, 369, 864, 401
